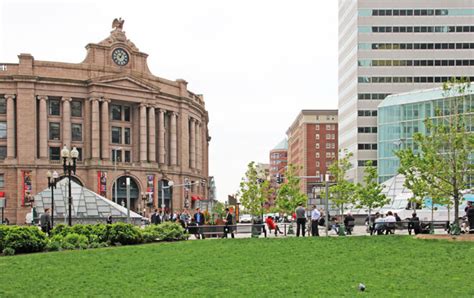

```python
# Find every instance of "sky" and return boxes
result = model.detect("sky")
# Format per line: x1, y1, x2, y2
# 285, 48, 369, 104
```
0, 0, 338, 201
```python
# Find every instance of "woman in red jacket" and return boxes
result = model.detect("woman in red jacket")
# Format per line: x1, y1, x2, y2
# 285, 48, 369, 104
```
265, 216, 283, 236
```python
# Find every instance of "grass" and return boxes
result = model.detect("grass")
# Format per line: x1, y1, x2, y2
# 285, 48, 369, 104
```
0, 236, 472, 297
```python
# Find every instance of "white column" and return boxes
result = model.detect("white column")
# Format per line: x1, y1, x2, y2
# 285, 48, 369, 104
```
189, 118, 196, 169
101, 98, 110, 160
139, 103, 147, 162
62, 97, 72, 148
158, 109, 166, 164
170, 112, 178, 165
148, 106, 156, 162
90, 98, 100, 159
6, 95, 16, 158
37, 95, 48, 159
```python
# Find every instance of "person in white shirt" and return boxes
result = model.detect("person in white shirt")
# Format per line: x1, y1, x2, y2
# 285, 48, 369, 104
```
384, 211, 396, 234
310, 205, 321, 237
374, 214, 385, 235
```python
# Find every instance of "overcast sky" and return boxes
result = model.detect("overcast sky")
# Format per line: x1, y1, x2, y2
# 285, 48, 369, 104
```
0, 0, 338, 201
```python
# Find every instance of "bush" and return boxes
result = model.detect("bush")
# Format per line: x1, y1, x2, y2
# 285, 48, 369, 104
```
3, 226, 47, 254
63, 233, 89, 250
46, 236, 63, 252
2, 247, 15, 256
144, 222, 187, 242
105, 223, 142, 245
0, 225, 10, 251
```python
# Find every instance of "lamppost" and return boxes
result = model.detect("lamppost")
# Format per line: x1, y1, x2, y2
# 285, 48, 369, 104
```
61, 145, 79, 226
161, 180, 174, 218
46, 170, 59, 227
113, 147, 122, 203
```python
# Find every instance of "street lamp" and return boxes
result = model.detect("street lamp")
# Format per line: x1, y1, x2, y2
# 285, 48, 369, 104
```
161, 180, 174, 217
46, 170, 59, 227
113, 147, 122, 203
61, 145, 79, 226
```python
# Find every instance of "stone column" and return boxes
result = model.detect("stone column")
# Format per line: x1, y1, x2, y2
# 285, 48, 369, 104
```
101, 98, 110, 160
37, 95, 48, 159
62, 97, 72, 148
139, 103, 147, 162
170, 112, 178, 165
148, 106, 156, 162
196, 120, 201, 170
189, 118, 196, 169
5, 95, 16, 158
158, 109, 166, 164
90, 98, 100, 159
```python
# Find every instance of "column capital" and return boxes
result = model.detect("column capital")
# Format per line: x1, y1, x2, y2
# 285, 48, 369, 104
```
101, 97, 111, 103
139, 102, 148, 108
61, 97, 72, 102
171, 111, 179, 117
89, 97, 100, 103
4, 94, 16, 100
36, 95, 47, 101
148, 105, 155, 110
157, 108, 166, 113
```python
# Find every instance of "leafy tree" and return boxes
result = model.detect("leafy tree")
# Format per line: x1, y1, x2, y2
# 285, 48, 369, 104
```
355, 161, 390, 222
212, 201, 226, 219
324, 149, 356, 218
396, 79, 474, 227
275, 164, 307, 215
237, 162, 273, 219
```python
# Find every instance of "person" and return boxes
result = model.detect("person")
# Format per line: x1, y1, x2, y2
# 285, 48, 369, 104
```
466, 201, 474, 233
365, 212, 378, 235
193, 208, 205, 239
265, 216, 283, 236
150, 209, 161, 225
374, 214, 385, 235
310, 205, 321, 237
223, 208, 235, 238
188, 218, 200, 239
384, 211, 396, 234
343, 212, 355, 235
295, 203, 306, 237
408, 212, 421, 235
40, 208, 52, 234
106, 215, 113, 224
394, 212, 401, 222
179, 209, 190, 229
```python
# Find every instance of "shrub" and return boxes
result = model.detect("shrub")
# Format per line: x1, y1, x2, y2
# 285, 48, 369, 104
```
144, 222, 187, 242
63, 233, 89, 250
2, 247, 15, 256
3, 226, 47, 254
0, 225, 10, 251
105, 223, 143, 245
50, 224, 71, 237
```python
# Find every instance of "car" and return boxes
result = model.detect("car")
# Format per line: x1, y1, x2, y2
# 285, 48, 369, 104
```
239, 214, 252, 223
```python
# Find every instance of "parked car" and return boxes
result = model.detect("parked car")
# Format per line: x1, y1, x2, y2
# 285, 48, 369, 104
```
239, 214, 252, 223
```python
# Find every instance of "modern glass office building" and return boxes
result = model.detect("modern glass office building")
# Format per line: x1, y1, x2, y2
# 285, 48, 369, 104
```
377, 85, 474, 182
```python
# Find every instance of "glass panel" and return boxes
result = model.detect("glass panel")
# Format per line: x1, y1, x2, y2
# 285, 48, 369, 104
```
49, 147, 60, 160
0, 147, 6, 160
124, 106, 131, 121
49, 122, 60, 140
111, 105, 122, 121
111, 127, 122, 144
71, 123, 82, 141
0, 122, 6, 139
0, 98, 6, 114
124, 128, 131, 144
49, 99, 60, 116
71, 101, 82, 117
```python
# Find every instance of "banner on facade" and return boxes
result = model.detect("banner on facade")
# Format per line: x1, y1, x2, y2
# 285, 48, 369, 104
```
22, 170, 33, 206
146, 174, 155, 205
98, 171, 107, 197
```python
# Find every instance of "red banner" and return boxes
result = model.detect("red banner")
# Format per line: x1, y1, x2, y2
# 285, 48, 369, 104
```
22, 170, 32, 206
98, 171, 107, 197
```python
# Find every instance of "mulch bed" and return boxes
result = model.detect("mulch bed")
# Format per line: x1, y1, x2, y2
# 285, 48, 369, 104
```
416, 234, 474, 241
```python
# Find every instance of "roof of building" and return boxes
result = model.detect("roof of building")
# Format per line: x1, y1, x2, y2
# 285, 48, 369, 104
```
272, 138, 288, 151
379, 84, 474, 108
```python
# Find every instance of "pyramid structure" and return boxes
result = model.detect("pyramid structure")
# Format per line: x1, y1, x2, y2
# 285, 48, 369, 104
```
33, 178, 143, 225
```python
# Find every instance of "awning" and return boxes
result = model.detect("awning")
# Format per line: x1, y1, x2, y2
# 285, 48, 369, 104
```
191, 195, 200, 201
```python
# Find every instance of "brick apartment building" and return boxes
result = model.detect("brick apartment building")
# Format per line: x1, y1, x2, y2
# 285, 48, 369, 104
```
269, 138, 288, 185
0, 19, 210, 224
287, 110, 338, 197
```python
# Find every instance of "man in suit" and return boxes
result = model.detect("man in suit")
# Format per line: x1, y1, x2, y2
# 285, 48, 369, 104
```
223, 208, 235, 238
150, 209, 161, 225
193, 208, 205, 239
40, 208, 52, 234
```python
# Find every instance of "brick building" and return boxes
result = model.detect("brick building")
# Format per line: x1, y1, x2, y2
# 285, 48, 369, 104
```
0, 19, 210, 224
286, 110, 338, 196
269, 138, 288, 185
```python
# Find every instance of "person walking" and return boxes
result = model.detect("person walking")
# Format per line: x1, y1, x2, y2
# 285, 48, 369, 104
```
223, 208, 235, 238
40, 208, 52, 234
343, 212, 355, 235
150, 209, 161, 225
295, 203, 306, 237
311, 205, 321, 237
193, 208, 205, 239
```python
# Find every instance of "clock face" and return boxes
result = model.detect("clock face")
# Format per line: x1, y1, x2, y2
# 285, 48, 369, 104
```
112, 48, 129, 66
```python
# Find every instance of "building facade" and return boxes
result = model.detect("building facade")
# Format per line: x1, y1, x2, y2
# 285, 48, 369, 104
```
286, 110, 338, 196
0, 20, 210, 224
338, 0, 474, 183
269, 138, 288, 185
378, 85, 474, 182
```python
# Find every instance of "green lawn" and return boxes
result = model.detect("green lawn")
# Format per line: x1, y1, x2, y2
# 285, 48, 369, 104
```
0, 236, 472, 297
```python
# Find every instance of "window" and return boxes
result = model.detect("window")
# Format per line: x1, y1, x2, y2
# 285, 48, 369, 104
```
326, 143, 331, 149
124, 128, 131, 145
316, 143, 320, 149
71, 100, 82, 117
49, 147, 60, 160
0, 122, 6, 139
315, 134, 319, 140
315, 152, 320, 158
49, 99, 60, 116
0, 146, 6, 160
75, 148, 82, 161
326, 124, 331, 130
0, 98, 5, 114
0, 173, 4, 188
124, 106, 131, 121
49, 122, 60, 140
111, 105, 122, 121
71, 123, 82, 142
111, 127, 122, 144
326, 134, 330, 139
326, 152, 331, 158
315, 161, 320, 167
124, 150, 131, 163
112, 150, 122, 162
315, 125, 319, 130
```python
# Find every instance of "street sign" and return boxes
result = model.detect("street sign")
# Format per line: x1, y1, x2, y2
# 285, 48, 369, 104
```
0, 198, 5, 208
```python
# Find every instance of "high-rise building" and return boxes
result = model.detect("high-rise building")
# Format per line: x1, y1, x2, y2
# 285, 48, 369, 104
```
338, 0, 474, 182
286, 110, 338, 197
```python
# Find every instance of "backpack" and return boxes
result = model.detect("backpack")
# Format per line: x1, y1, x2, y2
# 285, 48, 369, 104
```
318, 217, 325, 226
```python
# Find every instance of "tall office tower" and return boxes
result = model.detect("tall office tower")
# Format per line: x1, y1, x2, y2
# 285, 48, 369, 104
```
338, 0, 474, 183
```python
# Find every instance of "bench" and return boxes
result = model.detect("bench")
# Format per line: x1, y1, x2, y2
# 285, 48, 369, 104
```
368, 220, 449, 235
187, 224, 266, 238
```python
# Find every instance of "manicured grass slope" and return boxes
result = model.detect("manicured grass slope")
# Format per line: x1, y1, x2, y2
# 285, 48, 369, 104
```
0, 237, 472, 297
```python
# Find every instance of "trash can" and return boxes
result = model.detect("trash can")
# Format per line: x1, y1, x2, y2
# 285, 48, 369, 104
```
252, 220, 262, 238
338, 224, 346, 236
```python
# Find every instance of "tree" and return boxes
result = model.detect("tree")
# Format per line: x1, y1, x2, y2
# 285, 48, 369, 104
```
237, 162, 273, 219
211, 201, 226, 219
396, 79, 474, 228
354, 161, 390, 223
324, 149, 356, 218
275, 164, 307, 215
